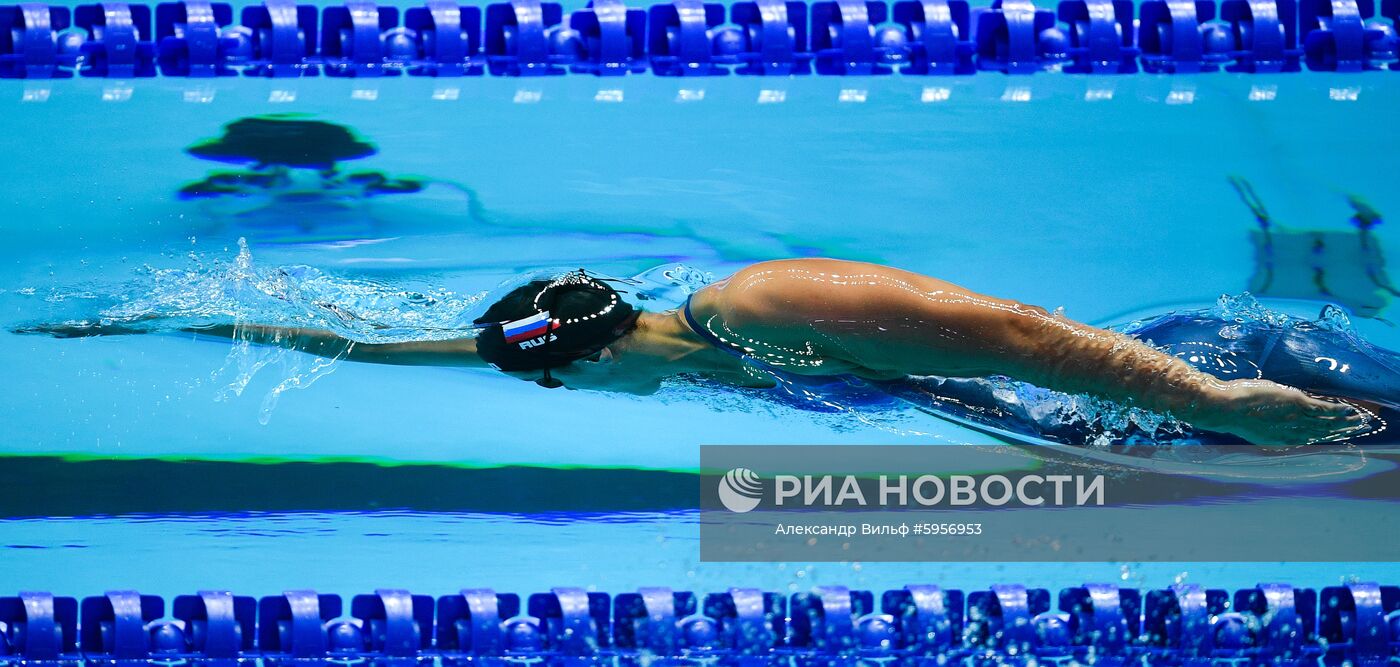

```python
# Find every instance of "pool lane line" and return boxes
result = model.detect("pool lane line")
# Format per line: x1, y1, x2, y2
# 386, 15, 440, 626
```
0, 455, 700, 518
1, 453, 1381, 519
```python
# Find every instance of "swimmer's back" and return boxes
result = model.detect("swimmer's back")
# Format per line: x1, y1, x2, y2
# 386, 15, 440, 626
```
689, 258, 1032, 380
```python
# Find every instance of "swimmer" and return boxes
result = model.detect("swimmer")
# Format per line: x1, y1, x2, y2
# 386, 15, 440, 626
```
24, 259, 1365, 447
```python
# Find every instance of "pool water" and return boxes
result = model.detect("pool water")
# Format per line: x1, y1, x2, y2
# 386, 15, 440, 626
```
5, 511, 1399, 597
2, 70, 1399, 594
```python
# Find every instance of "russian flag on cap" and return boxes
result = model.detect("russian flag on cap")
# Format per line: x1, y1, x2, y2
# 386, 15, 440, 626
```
503, 311, 553, 343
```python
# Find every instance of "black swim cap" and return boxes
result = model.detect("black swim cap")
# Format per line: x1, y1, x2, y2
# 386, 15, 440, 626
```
473, 271, 639, 373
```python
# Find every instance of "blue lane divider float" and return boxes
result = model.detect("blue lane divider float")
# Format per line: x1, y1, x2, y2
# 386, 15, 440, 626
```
78, 591, 165, 662
1320, 583, 1399, 667
168, 591, 257, 662
1300, 0, 1396, 69
892, 0, 976, 73
0, 4, 80, 77
257, 590, 339, 662
1388, 0, 1400, 66
569, 0, 648, 73
1219, 0, 1304, 70
155, 0, 235, 76
810, 0, 901, 74
3, 583, 1400, 663
647, 0, 733, 75
704, 587, 785, 658
964, 583, 1051, 659
528, 587, 611, 657
238, 0, 317, 76
972, 0, 1065, 72
403, 0, 483, 75
883, 585, 964, 656
1057, 0, 1138, 72
1234, 583, 1324, 666
1141, 584, 1228, 666
483, 0, 568, 75
435, 589, 520, 660
613, 587, 689, 657
3, 0, 1398, 76
1060, 583, 1140, 665
75, 2, 157, 76
731, 0, 813, 73
1138, 0, 1231, 72
0, 592, 80, 662
320, 0, 404, 76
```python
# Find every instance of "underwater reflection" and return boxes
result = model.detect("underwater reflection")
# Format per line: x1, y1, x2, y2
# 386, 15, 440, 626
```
1231, 176, 1399, 318
179, 115, 482, 244
185, 116, 378, 169
173, 117, 856, 264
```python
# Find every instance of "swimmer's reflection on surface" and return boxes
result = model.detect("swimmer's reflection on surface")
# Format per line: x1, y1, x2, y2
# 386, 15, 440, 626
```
23, 259, 1387, 447
179, 115, 426, 200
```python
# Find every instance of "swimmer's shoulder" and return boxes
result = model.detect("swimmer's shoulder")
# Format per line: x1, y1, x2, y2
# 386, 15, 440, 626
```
712, 258, 890, 320
700, 261, 812, 328
696, 258, 880, 335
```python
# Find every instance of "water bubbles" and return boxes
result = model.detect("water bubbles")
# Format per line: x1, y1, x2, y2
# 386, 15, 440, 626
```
1317, 305, 1355, 332
627, 264, 716, 306
255, 349, 346, 424
52, 239, 492, 422
1116, 563, 1147, 587
1214, 292, 1301, 329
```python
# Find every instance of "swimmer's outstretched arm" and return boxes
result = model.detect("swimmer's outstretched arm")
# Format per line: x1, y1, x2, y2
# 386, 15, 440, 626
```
17, 321, 487, 367
192, 324, 488, 367
708, 259, 1361, 446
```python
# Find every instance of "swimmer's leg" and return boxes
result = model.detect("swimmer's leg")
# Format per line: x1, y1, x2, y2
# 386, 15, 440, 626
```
1128, 310, 1400, 401
1130, 309, 1399, 443
1255, 321, 1400, 405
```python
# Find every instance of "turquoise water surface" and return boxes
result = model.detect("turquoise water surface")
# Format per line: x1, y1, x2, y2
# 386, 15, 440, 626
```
2, 70, 1398, 593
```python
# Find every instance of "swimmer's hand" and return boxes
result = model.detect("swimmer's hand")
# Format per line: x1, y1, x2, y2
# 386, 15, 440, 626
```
1196, 380, 1367, 447
12, 320, 158, 338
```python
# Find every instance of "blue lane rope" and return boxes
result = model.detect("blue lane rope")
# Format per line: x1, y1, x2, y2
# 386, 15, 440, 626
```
0, 0, 1397, 78
2, 583, 1399, 662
